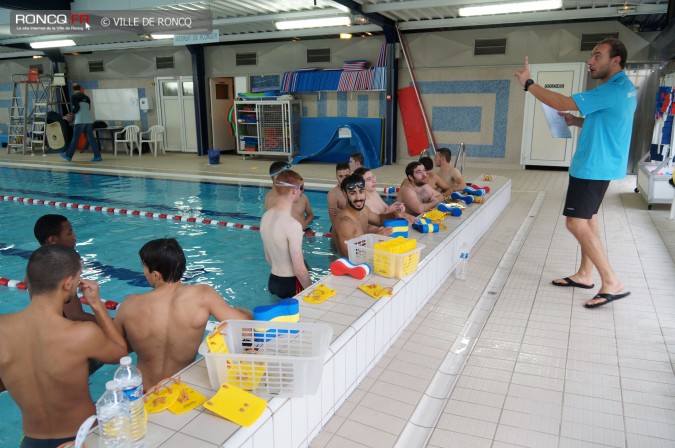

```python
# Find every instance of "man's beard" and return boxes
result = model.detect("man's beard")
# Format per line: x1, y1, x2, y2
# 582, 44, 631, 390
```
347, 198, 365, 210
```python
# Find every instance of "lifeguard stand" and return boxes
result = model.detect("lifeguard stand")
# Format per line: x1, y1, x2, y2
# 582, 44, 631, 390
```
7, 71, 69, 155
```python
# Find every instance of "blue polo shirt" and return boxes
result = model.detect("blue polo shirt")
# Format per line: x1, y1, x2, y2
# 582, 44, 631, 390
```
570, 71, 637, 180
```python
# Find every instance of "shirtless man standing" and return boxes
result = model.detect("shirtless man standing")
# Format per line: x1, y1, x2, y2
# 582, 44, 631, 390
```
398, 161, 445, 216
434, 148, 465, 191
327, 162, 350, 225
332, 174, 398, 257
0, 245, 127, 448
265, 161, 314, 230
260, 169, 312, 299
114, 238, 252, 390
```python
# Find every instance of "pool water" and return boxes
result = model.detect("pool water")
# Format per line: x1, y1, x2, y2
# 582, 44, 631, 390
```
0, 167, 337, 446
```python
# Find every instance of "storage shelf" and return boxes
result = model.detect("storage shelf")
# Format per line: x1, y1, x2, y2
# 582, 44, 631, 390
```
234, 99, 301, 162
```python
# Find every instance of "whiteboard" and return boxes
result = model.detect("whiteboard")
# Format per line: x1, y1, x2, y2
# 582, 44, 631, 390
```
91, 88, 140, 121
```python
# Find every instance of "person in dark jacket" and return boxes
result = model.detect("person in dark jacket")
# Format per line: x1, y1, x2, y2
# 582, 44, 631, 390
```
60, 83, 103, 162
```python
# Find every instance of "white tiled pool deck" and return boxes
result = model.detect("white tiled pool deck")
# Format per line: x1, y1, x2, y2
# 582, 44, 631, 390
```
1, 152, 674, 447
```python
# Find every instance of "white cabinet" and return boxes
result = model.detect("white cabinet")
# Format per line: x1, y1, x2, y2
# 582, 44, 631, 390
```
235, 100, 301, 162
521, 63, 586, 167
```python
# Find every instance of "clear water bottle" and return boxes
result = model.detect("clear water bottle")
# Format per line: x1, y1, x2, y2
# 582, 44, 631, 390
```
456, 244, 469, 280
96, 381, 132, 448
113, 357, 147, 447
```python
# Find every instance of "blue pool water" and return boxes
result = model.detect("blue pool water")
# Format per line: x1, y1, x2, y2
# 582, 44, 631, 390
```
0, 167, 336, 446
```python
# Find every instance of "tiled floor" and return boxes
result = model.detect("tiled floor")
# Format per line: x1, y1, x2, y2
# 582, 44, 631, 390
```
2, 151, 674, 447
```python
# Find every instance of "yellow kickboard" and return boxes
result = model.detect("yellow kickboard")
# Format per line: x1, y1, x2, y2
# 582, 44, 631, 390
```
204, 383, 267, 427
168, 383, 208, 415
227, 359, 267, 390
303, 284, 336, 304
144, 380, 180, 414
358, 283, 394, 299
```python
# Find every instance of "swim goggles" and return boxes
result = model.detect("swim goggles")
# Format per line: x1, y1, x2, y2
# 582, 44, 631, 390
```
345, 180, 365, 191
269, 164, 292, 177
276, 181, 304, 191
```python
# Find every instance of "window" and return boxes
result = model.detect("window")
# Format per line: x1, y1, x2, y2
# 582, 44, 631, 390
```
161, 81, 178, 96
182, 81, 193, 96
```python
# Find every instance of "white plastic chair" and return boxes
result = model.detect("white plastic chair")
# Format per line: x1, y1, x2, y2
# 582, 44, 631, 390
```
113, 125, 140, 156
138, 125, 166, 157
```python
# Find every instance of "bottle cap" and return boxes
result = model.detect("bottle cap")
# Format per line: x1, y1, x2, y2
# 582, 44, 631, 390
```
120, 356, 132, 366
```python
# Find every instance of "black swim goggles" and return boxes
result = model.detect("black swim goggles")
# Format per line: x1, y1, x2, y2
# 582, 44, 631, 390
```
345, 180, 365, 191
276, 181, 304, 191
269, 164, 292, 177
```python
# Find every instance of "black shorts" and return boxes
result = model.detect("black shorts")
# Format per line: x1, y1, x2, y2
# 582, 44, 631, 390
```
20, 435, 75, 448
563, 176, 610, 219
268, 273, 302, 299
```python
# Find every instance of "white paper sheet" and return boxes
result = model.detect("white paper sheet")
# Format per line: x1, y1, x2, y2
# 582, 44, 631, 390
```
541, 103, 572, 138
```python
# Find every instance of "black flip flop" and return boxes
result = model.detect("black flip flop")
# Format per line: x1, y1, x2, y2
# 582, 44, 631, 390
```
584, 292, 631, 308
552, 277, 595, 289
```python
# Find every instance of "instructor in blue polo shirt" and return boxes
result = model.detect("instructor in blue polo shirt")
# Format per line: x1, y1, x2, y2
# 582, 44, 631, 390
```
515, 38, 637, 308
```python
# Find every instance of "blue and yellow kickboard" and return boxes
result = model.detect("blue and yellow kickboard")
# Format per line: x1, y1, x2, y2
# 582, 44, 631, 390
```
412, 218, 446, 233
252, 298, 300, 342
384, 218, 409, 238
253, 298, 299, 322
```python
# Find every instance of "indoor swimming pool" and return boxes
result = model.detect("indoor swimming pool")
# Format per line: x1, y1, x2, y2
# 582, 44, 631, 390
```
0, 167, 336, 446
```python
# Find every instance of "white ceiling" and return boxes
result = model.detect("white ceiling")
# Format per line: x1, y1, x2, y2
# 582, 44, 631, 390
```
0, 0, 670, 56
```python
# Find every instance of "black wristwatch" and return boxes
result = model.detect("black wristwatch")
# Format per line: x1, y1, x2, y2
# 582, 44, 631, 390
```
524, 79, 535, 91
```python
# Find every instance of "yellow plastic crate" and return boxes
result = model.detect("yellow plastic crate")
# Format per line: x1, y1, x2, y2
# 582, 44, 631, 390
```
373, 236, 416, 254
346, 234, 424, 279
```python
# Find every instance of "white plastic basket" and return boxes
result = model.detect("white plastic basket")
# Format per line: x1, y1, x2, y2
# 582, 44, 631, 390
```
346, 234, 424, 279
198, 320, 333, 397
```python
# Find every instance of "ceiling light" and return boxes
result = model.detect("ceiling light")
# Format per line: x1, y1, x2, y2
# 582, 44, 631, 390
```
340, 33, 352, 39
30, 39, 76, 49
459, 0, 562, 17
151, 34, 175, 39
275, 16, 351, 30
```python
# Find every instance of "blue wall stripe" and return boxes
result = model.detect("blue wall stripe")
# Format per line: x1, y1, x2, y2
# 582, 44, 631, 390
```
337, 92, 347, 117
317, 92, 327, 117
357, 94, 368, 118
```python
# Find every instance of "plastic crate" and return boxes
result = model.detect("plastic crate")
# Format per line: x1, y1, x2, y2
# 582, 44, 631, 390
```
198, 320, 333, 397
346, 234, 424, 279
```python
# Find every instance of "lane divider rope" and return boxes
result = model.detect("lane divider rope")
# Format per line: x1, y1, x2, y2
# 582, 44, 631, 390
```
0, 276, 120, 310
0, 194, 332, 238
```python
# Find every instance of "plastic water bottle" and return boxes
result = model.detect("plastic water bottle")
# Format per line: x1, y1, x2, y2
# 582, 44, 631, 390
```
96, 381, 132, 448
113, 357, 147, 447
456, 244, 469, 280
